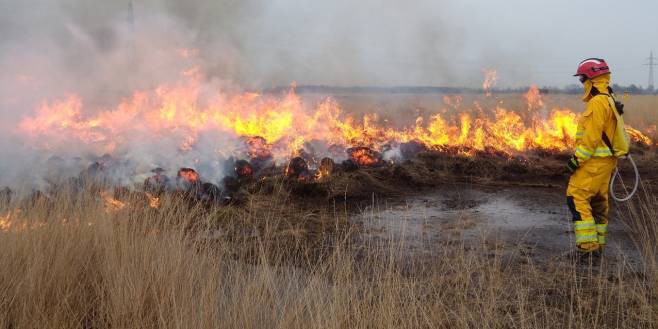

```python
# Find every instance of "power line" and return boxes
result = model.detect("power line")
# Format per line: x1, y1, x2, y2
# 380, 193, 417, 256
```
644, 50, 657, 91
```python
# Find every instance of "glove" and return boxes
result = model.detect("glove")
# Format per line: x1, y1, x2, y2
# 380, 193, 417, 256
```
614, 100, 624, 115
566, 156, 579, 173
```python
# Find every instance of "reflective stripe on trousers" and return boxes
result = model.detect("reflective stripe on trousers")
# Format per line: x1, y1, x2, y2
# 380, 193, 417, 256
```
566, 157, 616, 252
574, 219, 598, 244
597, 223, 608, 245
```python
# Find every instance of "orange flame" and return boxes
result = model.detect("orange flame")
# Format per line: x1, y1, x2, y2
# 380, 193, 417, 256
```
626, 126, 653, 146
145, 192, 161, 209
0, 209, 46, 232
348, 147, 382, 167
316, 158, 334, 180
524, 85, 545, 112
482, 69, 498, 96
0, 210, 17, 231
178, 169, 200, 183
101, 191, 126, 213
17, 70, 654, 164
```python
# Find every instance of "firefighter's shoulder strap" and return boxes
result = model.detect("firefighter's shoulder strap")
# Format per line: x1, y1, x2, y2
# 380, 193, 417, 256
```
595, 91, 630, 157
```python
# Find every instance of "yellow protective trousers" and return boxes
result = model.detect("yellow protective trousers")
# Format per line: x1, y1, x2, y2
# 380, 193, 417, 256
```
566, 157, 617, 252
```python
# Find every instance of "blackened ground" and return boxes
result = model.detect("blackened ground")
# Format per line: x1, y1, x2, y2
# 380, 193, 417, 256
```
273, 147, 657, 202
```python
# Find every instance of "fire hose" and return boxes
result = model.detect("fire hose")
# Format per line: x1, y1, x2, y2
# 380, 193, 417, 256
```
610, 154, 640, 202
609, 92, 640, 203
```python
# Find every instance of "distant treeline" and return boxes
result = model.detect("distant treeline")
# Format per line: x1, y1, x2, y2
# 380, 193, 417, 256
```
265, 84, 658, 95
540, 84, 657, 95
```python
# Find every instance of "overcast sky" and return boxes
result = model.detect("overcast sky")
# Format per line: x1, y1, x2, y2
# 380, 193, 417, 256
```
1, 0, 657, 89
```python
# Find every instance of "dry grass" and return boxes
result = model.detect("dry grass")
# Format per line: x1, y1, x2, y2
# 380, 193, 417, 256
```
0, 182, 657, 329
0, 92, 656, 328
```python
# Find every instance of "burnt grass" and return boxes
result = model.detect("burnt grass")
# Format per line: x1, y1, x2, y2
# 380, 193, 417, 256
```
2, 144, 656, 265
281, 143, 657, 201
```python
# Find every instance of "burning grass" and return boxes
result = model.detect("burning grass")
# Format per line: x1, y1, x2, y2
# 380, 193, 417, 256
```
11, 81, 658, 214
16, 76, 657, 177
4, 82, 658, 327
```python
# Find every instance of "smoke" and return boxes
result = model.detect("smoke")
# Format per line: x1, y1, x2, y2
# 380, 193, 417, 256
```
0, 0, 487, 189
1, 0, 473, 89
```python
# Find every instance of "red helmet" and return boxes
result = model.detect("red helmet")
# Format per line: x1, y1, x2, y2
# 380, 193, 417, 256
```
574, 58, 610, 80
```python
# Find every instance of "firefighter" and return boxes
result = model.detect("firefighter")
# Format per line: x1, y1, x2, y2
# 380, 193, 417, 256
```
566, 58, 620, 257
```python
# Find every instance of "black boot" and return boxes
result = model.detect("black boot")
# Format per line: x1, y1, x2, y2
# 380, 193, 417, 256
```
578, 249, 603, 267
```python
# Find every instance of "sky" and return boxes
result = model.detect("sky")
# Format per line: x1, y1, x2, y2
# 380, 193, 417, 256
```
1, 0, 657, 89
0, 0, 656, 188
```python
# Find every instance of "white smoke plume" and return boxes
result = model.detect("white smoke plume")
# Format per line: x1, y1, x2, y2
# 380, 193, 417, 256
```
0, 0, 474, 190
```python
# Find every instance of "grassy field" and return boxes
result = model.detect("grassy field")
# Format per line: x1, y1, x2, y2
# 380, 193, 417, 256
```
0, 92, 657, 328
0, 180, 657, 328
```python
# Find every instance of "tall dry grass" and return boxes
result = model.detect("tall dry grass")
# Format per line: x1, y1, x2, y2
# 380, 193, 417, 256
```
0, 185, 657, 328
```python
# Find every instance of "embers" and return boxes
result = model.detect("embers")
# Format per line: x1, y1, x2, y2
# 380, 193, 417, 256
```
234, 160, 254, 179
168, 168, 225, 205
346, 146, 384, 167
244, 136, 274, 169
177, 167, 200, 186
285, 156, 335, 182
238, 136, 275, 175
317, 157, 335, 179
286, 157, 308, 178
244, 136, 272, 159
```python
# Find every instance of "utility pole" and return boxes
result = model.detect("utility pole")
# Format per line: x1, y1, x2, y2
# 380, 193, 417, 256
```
126, 1, 137, 72
644, 51, 657, 92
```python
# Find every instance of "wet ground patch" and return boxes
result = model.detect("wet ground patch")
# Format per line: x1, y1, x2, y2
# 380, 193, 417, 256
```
353, 184, 642, 270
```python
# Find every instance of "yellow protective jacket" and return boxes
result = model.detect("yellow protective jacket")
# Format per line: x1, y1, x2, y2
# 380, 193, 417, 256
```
567, 73, 618, 252
573, 74, 617, 162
